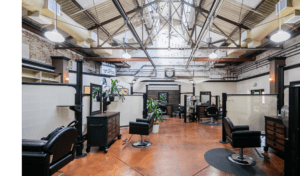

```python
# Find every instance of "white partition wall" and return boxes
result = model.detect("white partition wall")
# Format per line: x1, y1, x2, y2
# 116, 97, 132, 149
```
107, 95, 143, 126
22, 85, 76, 139
226, 95, 277, 132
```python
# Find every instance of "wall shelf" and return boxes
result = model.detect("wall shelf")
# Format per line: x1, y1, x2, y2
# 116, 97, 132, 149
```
22, 67, 61, 83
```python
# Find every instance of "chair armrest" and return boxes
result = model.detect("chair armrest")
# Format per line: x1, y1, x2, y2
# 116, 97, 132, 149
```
232, 130, 261, 137
129, 122, 149, 127
234, 125, 249, 131
22, 151, 50, 176
22, 139, 48, 152
136, 118, 149, 123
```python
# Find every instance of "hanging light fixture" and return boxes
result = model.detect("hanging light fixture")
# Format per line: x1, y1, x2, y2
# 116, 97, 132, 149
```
209, 52, 217, 59
122, 50, 131, 59
122, 23, 131, 59
45, 0, 65, 43
270, 2, 290, 43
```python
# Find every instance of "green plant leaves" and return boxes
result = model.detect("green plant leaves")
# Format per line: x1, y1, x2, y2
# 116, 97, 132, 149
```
147, 98, 163, 122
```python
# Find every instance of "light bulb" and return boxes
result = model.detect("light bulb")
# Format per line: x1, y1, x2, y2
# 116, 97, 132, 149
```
270, 30, 290, 43
45, 29, 65, 43
122, 51, 131, 59
209, 52, 217, 59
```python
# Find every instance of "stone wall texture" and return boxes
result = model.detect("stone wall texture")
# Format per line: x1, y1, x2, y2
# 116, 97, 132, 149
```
22, 28, 96, 72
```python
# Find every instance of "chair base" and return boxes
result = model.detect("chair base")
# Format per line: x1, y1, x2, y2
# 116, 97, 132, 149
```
132, 141, 152, 148
228, 154, 256, 166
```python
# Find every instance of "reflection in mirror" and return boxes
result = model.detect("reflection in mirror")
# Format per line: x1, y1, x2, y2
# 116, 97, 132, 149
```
90, 83, 102, 115
200, 91, 211, 105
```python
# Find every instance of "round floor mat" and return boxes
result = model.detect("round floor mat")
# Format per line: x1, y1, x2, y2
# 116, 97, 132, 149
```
199, 122, 222, 126
204, 148, 266, 176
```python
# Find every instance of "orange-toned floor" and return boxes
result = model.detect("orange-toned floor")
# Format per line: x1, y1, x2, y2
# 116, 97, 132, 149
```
55, 117, 284, 176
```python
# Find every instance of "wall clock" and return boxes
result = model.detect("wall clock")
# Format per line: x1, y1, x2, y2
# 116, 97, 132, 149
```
165, 69, 175, 78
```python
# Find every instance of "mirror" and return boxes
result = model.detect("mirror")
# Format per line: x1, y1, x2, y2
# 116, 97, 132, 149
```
200, 91, 211, 105
90, 83, 102, 115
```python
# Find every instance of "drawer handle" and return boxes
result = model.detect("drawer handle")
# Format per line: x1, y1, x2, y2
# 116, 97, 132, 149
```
90, 124, 103, 127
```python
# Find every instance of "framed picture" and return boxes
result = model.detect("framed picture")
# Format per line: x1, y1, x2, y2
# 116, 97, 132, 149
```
158, 92, 168, 102
119, 88, 129, 95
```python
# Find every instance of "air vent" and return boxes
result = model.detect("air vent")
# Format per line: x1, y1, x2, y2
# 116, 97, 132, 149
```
77, 41, 91, 48
276, 0, 292, 15
28, 11, 52, 24
241, 30, 251, 43
87, 31, 97, 42
43, 0, 61, 16
285, 10, 300, 23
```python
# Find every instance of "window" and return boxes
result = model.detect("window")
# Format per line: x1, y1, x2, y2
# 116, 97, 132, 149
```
251, 89, 265, 95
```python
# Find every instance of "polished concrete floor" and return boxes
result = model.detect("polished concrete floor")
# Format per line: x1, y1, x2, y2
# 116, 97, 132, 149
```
56, 118, 284, 176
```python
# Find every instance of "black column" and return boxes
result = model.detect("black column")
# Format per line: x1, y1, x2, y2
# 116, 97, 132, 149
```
143, 93, 148, 119
193, 84, 195, 96
130, 83, 133, 95
183, 95, 188, 123
74, 59, 86, 158
278, 65, 284, 113
219, 93, 228, 143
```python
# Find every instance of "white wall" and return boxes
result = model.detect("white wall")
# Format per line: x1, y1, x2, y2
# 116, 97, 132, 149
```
107, 96, 144, 126
195, 82, 237, 102
236, 74, 270, 94
22, 85, 76, 139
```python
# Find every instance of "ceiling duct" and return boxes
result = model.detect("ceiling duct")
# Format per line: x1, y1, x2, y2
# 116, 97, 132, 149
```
22, 0, 112, 56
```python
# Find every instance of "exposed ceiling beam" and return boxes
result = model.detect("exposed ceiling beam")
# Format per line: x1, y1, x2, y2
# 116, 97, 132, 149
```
220, 0, 265, 46
182, 1, 249, 30
22, 18, 94, 57
88, 0, 158, 30
190, 0, 204, 41
112, 0, 156, 68
85, 57, 255, 62
56, 46, 281, 50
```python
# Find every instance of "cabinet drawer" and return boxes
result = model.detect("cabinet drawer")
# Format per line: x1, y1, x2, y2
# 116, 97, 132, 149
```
108, 117, 115, 124
267, 140, 284, 152
275, 132, 285, 139
267, 130, 276, 136
108, 125, 115, 132
267, 125, 275, 131
275, 128, 284, 134
275, 123, 285, 129
266, 121, 275, 126
108, 134, 115, 142
267, 134, 275, 140
276, 138, 285, 145
108, 121, 116, 129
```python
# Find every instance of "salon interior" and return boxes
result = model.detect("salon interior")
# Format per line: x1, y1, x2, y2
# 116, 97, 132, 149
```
6, 0, 300, 175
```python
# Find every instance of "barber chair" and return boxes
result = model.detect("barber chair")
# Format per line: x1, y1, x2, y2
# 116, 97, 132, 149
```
129, 112, 155, 148
204, 106, 219, 125
158, 101, 168, 115
224, 117, 261, 166
22, 123, 78, 176
178, 106, 184, 119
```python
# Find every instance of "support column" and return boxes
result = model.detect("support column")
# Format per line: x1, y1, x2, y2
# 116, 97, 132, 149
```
268, 57, 286, 94
74, 59, 86, 158
220, 93, 228, 143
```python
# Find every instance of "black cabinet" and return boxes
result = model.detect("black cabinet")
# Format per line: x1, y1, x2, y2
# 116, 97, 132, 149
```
86, 112, 121, 153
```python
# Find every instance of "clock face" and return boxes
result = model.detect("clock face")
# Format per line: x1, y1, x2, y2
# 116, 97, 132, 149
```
165, 70, 174, 78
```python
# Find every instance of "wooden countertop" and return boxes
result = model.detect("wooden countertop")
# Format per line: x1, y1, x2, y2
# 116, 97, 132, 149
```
87, 112, 120, 118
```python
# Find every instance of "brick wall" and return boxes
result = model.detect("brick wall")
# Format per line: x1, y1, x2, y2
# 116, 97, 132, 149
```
22, 28, 97, 72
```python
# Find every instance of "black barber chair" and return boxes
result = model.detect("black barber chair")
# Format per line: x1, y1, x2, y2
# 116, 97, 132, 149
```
129, 112, 155, 148
22, 123, 78, 176
224, 117, 261, 166
158, 101, 168, 115
204, 106, 219, 125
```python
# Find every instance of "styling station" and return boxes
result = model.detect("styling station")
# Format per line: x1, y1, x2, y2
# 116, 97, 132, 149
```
16, 0, 300, 175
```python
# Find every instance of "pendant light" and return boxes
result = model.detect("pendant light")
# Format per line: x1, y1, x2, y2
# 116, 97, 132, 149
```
270, 2, 290, 43
208, 24, 217, 59
122, 24, 131, 59
45, 0, 65, 43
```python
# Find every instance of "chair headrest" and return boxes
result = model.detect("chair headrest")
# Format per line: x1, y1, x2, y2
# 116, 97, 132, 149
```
224, 117, 235, 130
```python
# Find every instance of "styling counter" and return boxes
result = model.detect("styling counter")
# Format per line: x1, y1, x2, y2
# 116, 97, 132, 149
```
86, 112, 121, 153
264, 116, 288, 153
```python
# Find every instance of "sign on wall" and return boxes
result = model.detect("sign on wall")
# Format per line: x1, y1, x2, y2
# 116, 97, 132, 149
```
100, 62, 116, 76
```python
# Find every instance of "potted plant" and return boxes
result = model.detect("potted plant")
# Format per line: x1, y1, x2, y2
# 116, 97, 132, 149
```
147, 99, 163, 133
103, 79, 125, 102
92, 87, 102, 102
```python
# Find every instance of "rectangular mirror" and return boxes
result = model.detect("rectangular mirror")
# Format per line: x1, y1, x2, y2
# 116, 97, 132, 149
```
200, 91, 211, 105
90, 83, 102, 115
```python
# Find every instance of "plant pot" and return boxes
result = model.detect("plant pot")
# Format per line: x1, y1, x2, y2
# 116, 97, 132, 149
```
153, 123, 159, 133
109, 95, 115, 102
96, 95, 101, 102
